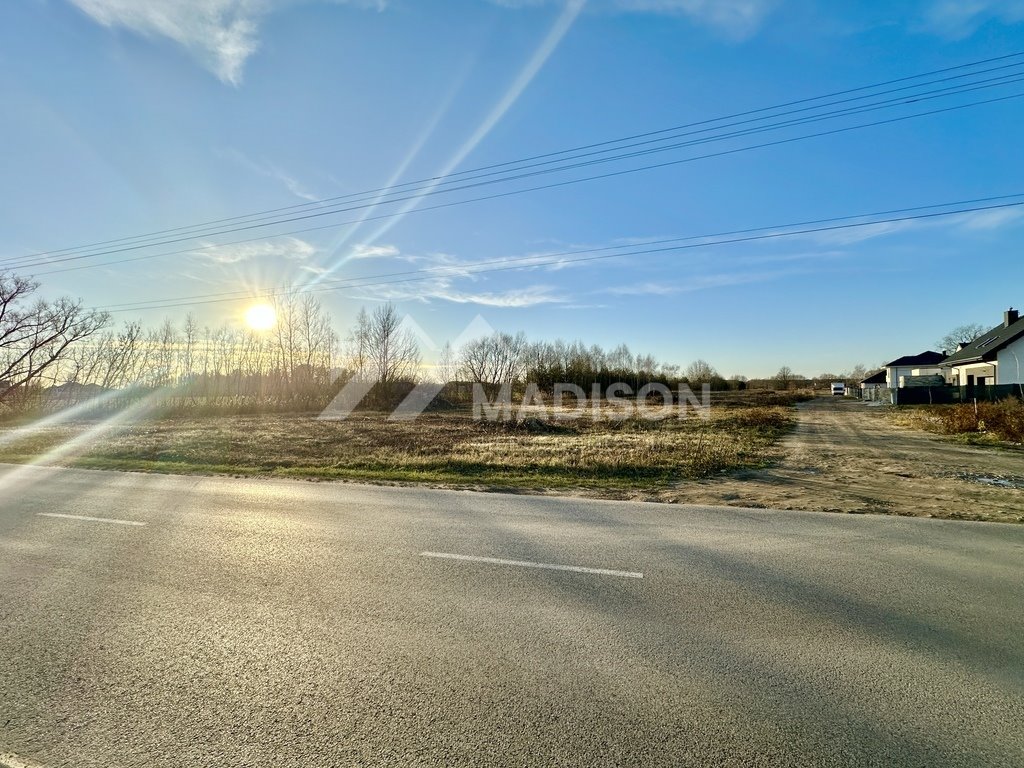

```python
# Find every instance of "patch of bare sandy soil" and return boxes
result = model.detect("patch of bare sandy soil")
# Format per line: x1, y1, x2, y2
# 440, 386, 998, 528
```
658, 398, 1024, 523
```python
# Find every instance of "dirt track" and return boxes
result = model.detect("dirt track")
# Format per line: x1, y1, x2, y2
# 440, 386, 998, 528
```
663, 398, 1024, 523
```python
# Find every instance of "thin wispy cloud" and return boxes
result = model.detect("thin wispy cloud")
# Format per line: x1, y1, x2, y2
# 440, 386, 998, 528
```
329, 209, 1021, 302
604, 281, 681, 296
372, 244, 606, 277
66, 0, 381, 85
492, 0, 778, 38
604, 267, 805, 295
950, 206, 1024, 231
797, 220, 916, 247
614, 0, 778, 38
756, 205, 1024, 248
218, 148, 320, 201
729, 249, 845, 266
347, 272, 565, 307
277, 174, 319, 202
199, 236, 316, 264
432, 285, 566, 307
68, 0, 267, 86
921, 0, 1024, 39
331, 243, 482, 276
347, 243, 401, 260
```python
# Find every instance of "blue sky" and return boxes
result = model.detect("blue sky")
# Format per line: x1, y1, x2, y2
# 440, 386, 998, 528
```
2, 0, 1023, 377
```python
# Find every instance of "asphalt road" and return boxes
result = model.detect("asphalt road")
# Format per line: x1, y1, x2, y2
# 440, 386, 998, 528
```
1, 464, 1022, 767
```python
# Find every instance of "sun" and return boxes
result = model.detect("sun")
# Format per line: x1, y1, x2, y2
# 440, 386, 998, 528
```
245, 303, 277, 331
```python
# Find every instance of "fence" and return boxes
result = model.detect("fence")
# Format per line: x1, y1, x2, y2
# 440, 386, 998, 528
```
892, 384, 1023, 405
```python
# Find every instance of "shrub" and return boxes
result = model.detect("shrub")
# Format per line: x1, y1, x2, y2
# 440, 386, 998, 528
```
929, 398, 1024, 442
935, 404, 981, 434
983, 398, 1024, 442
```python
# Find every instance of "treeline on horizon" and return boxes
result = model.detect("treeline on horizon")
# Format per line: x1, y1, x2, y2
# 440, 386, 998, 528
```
1, 272, 868, 416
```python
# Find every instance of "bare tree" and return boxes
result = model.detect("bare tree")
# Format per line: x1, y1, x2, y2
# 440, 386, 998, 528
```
148, 318, 179, 388
435, 341, 458, 384
775, 366, 795, 390
182, 313, 199, 383
660, 362, 681, 379
272, 294, 301, 384
0, 273, 108, 403
297, 294, 338, 384
635, 353, 658, 376
459, 332, 528, 394
68, 320, 144, 390
367, 303, 420, 385
263, 293, 337, 397
937, 323, 987, 354
685, 359, 718, 385
106, 322, 146, 389
606, 343, 633, 372
345, 307, 372, 381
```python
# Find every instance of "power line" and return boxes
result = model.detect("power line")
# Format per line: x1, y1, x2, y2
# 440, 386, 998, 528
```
7, 51, 1024, 268
13, 72, 1022, 267
28, 90, 1024, 277
96, 197, 1024, 314
19, 55, 1024, 262
92, 192, 1024, 310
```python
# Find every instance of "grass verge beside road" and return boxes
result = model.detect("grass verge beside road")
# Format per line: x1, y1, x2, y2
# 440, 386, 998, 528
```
0, 404, 794, 497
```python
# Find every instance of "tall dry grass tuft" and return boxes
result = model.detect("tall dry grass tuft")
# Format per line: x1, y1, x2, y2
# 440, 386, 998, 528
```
925, 398, 1024, 442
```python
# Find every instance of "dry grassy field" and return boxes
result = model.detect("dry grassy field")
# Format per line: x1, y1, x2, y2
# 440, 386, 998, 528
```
0, 401, 794, 497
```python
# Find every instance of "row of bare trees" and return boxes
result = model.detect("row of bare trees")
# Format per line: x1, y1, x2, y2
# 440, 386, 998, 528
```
6, 268, 851, 416
1, 268, 737, 414
1, 279, 343, 411
767, 364, 872, 390
428, 332, 722, 399
59, 294, 340, 405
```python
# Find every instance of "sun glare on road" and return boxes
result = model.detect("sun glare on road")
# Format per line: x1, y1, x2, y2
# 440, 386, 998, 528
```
245, 303, 276, 331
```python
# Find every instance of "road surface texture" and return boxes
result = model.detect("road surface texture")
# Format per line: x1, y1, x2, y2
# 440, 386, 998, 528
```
1, 463, 1022, 767
663, 398, 1024, 522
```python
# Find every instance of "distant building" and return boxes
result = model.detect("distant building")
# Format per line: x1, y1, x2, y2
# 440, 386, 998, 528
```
41, 382, 109, 404
859, 369, 887, 399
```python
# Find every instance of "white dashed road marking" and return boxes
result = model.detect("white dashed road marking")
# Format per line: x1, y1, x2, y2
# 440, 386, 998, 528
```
421, 551, 643, 578
37, 513, 146, 527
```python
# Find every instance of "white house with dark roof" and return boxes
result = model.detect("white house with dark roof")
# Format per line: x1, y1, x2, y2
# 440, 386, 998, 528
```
882, 351, 945, 388
941, 309, 1024, 386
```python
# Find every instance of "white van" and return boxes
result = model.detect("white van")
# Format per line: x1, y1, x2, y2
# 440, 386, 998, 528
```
831, 381, 846, 397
